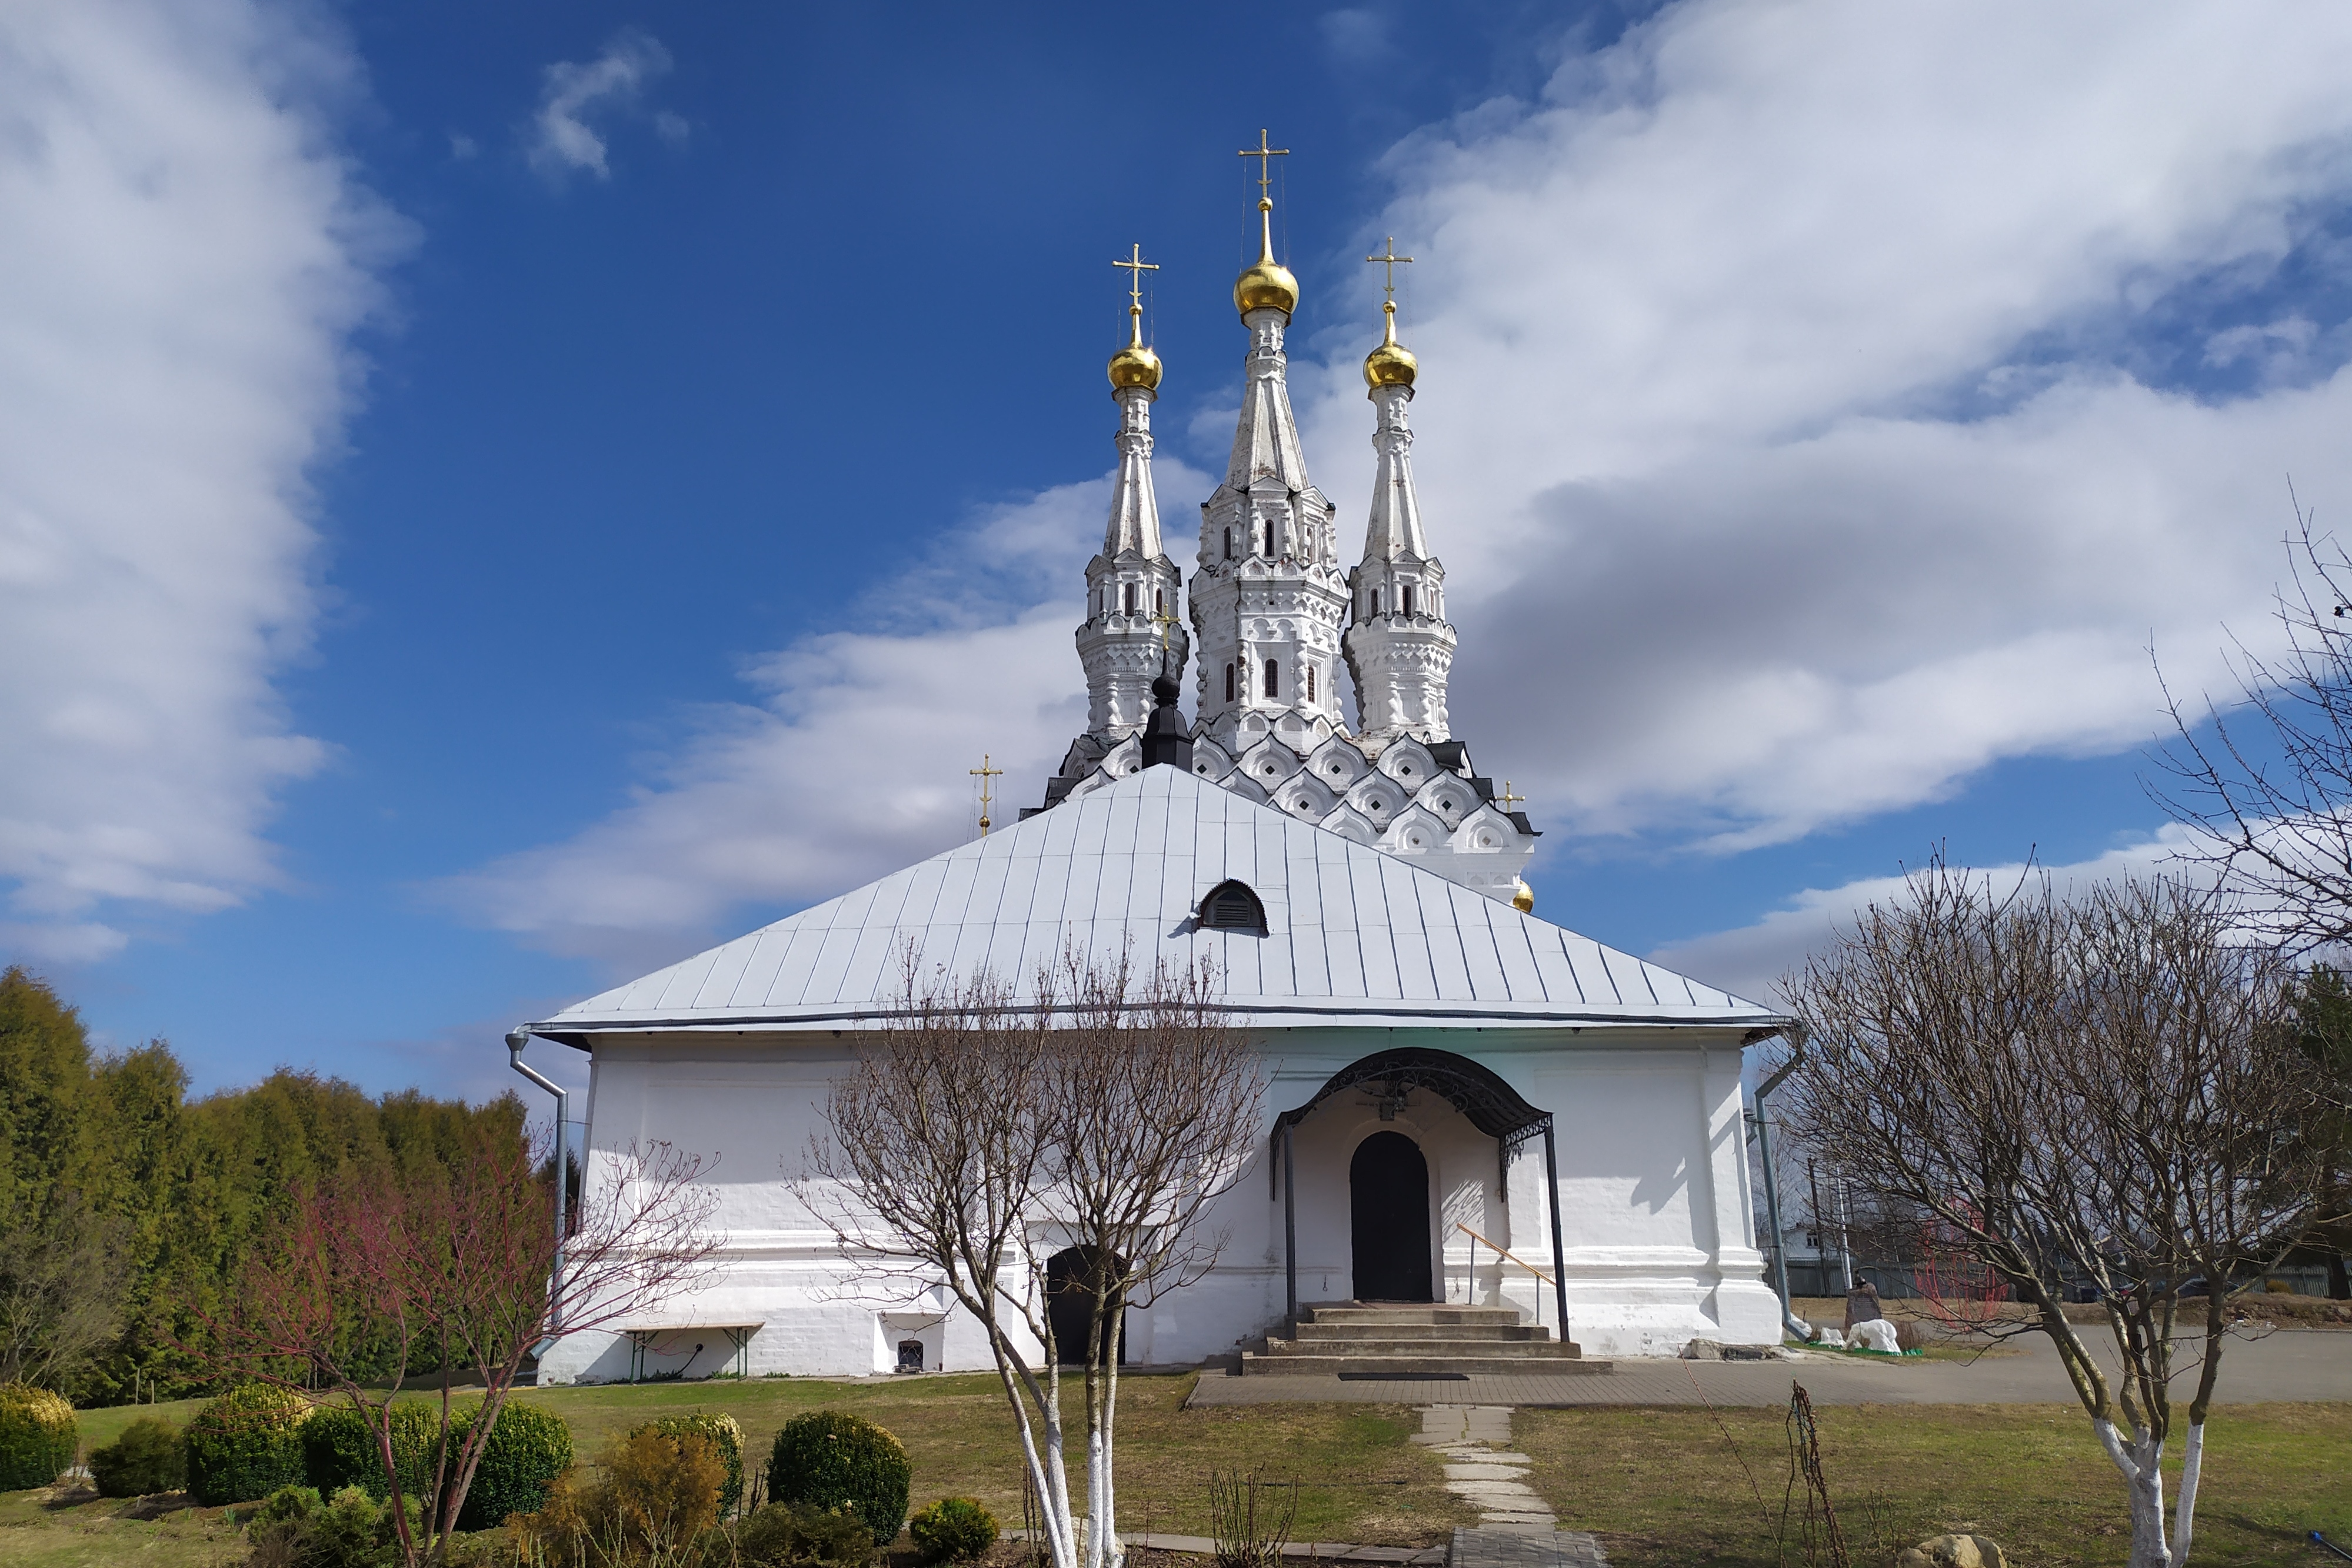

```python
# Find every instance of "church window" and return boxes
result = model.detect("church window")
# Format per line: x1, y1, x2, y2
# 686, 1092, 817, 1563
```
1198, 879, 1269, 935
1224, 526, 1234, 561
1155, 587, 1164, 615
1307, 665, 1316, 703
1369, 589, 1380, 615
1404, 584, 1417, 615
1264, 659, 1279, 698
1225, 662, 1236, 702
1122, 583, 1135, 615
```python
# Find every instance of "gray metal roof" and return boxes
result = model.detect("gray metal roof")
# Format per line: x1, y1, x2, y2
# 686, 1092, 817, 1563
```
531, 765, 1777, 1040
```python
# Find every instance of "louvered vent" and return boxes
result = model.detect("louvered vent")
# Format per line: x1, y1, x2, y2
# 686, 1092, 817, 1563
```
1198, 879, 1268, 935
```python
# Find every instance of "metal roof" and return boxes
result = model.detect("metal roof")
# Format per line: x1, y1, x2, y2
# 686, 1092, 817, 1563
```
530, 765, 1778, 1041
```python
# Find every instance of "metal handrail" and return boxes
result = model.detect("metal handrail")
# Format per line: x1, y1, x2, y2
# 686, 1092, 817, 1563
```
1455, 1222, 1554, 1285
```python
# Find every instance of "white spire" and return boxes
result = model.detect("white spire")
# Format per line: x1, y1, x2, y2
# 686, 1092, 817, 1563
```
1078, 248, 1186, 742
1346, 293, 1455, 745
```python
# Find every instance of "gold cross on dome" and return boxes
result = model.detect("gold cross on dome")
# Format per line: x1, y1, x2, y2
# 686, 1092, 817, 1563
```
1238, 128, 1290, 197
970, 753, 1005, 837
1112, 243, 1160, 311
1366, 237, 1414, 302
1498, 780, 1526, 812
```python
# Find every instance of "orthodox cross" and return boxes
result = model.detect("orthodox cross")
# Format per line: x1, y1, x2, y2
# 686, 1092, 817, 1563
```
1112, 243, 1159, 311
1365, 237, 1414, 302
1238, 128, 1290, 196
1498, 780, 1526, 813
970, 753, 1004, 837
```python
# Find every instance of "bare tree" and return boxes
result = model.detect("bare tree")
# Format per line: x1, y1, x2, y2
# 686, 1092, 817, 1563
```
809, 950, 1265, 1568
188, 1129, 719, 1567
1781, 860, 2329, 1568
0, 1189, 129, 1389
2156, 511, 2352, 953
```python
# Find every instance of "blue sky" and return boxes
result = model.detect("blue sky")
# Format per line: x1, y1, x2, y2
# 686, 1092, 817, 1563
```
7, 0, 2352, 1102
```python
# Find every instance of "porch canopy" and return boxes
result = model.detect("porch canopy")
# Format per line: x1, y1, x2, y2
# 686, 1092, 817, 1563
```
1269, 1047, 1567, 1330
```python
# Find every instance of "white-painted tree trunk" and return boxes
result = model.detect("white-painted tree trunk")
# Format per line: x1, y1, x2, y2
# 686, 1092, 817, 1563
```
2094, 1418, 2183, 1568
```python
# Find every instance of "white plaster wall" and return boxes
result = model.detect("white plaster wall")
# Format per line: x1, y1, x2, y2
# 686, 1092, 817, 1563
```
541, 1024, 1780, 1383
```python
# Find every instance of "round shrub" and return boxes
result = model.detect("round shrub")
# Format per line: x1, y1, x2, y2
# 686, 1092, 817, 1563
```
0, 1384, 77, 1491
633, 1412, 745, 1517
910, 1496, 1000, 1562
184, 1383, 311, 1505
302, 1399, 441, 1503
452, 1399, 572, 1531
766, 1410, 911, 1545
737, 1501, 878, 1567
89, 1415, 185, 1497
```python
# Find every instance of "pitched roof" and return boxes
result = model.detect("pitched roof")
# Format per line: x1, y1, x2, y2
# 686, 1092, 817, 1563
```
531, 765, 1777, 1040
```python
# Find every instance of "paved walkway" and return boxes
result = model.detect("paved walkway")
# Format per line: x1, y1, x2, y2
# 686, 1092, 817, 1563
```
1185, 1327, 2352, 1408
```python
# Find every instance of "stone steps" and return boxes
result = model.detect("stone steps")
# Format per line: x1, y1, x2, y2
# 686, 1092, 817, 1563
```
1291, 1323, 1554, 1343
1239, 1352, 1613, 1376
1241, 1302, 1608, 1378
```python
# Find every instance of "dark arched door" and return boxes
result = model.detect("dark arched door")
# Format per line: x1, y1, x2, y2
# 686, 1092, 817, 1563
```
1350, 1132, 1434, 1302
1045, 1246, 1127, 1366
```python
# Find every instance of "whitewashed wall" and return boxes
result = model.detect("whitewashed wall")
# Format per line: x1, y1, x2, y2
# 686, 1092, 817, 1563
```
535, 1024, 1779, 1383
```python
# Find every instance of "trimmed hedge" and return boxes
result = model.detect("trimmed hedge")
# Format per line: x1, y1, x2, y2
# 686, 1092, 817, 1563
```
767, 1410, 911, 1545
632, 1412, 745, 1517
184, 1383, 311, 1505
0, 1384, 77, 1491
302, 1400, 443, 1504
89, 1416, 185, 1497
452, 1399, 572, 1531
910, 1496, 1000, 1562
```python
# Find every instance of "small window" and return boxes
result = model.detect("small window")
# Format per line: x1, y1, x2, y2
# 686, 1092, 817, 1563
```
1155, 587, 1164, 615
1122, 583, 1135, 615
1225, 662, 1236, 702
1369, 589, 1380, 615
1224, 526, 1234, 561
1264, 659, 1279, 698
1307, 665, 1316, 703
1198, 879, 1268, 935
1404, 584, 1417, 615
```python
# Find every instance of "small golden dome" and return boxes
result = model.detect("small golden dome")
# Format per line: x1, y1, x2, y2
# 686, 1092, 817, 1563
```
1363, 301, 1418, 389
1234, 197, 1299, 318
1108, 306, 1161, 391
1511, 877, 1534, 915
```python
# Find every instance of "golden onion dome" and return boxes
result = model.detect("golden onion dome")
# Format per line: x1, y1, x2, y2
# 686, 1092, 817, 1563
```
1107, 306, 1162, 392
1234, 197, 1299, 318
1363, 301, 1418, 390
1511, 876, 1535, 915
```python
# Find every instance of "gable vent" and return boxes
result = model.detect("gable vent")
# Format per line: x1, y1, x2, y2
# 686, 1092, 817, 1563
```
1198, 879, 1269, 935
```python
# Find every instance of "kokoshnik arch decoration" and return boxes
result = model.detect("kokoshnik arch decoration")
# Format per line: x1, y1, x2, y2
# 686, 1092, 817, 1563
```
1268, 1047, 1570, 1330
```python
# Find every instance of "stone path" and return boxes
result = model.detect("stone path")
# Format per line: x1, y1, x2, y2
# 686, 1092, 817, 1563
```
1412, 1405, 1607, 1565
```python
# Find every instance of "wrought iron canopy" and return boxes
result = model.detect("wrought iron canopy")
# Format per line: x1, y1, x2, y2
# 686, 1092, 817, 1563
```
1272, 1047, 1553, 1152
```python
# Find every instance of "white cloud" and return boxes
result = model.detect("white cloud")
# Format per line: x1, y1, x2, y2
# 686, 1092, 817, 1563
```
0, 0, 399, 963
436, 465, 1214, 969
1283, 0, 2352, 846
1648, 830, 2196, 1006
457, 0, 2352, 980
527, 29, 672, 182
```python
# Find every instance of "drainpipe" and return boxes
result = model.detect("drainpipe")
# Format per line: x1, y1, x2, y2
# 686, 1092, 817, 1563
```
1750, 1029, 1811, 1343
507, 1027, 569, 1334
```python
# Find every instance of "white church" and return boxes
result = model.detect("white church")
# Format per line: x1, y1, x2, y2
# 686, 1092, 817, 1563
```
520, 172, 1787, 1383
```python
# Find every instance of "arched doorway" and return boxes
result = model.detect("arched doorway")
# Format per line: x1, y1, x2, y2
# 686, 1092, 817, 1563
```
1045, 1246, 1127, 1366
1350, 1132, 1433, 1302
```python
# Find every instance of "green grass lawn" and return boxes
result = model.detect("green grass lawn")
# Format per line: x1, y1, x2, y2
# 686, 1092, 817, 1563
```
6, 1378, 2348, 1566
1514, 1401, 2352, 1568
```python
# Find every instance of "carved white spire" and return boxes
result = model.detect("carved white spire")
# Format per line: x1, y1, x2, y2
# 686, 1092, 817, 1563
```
1347, 248, 1455, 745
1189, 134, 1350, 753
1078, 246, 1187, 740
